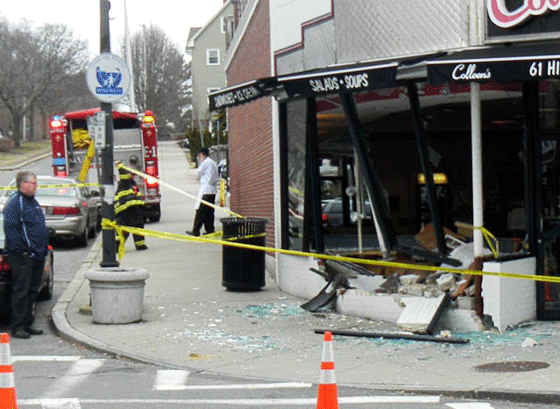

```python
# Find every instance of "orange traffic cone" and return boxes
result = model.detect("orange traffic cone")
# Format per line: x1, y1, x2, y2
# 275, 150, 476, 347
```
0, 333, 18, 409
316, 331, 338, 409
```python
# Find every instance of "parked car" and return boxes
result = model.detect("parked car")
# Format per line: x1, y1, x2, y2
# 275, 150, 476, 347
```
179, 138, 190, 150
322, 197, 374, 228
0, 176, 100, 247
0, 213, 54, 320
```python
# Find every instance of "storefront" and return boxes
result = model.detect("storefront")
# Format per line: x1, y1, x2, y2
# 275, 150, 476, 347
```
210, 0, 560, 328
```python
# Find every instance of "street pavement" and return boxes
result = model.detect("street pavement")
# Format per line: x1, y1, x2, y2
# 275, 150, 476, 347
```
11, 141, 560, 403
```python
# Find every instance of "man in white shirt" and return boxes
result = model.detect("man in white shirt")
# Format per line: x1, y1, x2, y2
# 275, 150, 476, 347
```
187, 148, 219, 236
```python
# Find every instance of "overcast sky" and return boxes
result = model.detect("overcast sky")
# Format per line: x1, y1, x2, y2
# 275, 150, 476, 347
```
0, 0, 225, 57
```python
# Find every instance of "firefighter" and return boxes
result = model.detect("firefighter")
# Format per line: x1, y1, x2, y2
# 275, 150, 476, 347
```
114, 163, 148, 251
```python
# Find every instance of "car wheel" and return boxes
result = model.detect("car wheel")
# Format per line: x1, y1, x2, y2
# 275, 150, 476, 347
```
77, 223, 88, 247
37, 253, 53, 301
88, 218, 97, 238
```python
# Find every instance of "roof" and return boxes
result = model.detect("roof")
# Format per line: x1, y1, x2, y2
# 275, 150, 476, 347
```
63, 108, 138, 121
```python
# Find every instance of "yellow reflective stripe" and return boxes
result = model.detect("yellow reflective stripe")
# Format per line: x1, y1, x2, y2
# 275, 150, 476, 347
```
115, 189, 139, 201
115, 199, 145, 214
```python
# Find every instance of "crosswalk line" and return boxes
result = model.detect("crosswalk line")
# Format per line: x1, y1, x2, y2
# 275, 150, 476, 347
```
13, 356, 82, 362
446, 403, 495, 409
40, 359, 105, 399
20, 395, 442, 405
20, 398, 81, 408
154, 369, 190, 390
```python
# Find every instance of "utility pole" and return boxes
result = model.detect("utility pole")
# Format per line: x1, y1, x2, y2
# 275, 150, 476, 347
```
99, 0, 118, 267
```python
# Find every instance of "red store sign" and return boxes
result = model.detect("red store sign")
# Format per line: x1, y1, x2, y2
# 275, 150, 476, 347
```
486, 0, 560, 41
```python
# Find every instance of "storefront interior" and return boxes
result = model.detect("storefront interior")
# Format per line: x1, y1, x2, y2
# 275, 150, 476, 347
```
280, 79, 560, 319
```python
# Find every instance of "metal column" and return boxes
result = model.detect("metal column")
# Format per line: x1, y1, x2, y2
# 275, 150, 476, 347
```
339, 92, 397, 253
302, 97, 324, 253
407, 82, 447, 256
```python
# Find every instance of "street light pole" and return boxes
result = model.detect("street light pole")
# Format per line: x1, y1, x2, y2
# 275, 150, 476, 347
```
99, 0, 118, 267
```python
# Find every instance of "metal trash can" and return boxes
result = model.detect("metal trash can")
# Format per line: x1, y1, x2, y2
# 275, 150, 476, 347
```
221, 217, 268, 291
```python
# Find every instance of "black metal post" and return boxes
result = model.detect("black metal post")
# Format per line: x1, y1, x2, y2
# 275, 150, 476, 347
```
406, 81, 447, 255
302, 97, 324, 253
99, 0, 118, 267
338, 91, 397, 253
279, 102, 290, 250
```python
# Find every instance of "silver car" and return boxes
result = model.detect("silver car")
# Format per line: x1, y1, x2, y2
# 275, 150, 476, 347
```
0, 176, 100, 247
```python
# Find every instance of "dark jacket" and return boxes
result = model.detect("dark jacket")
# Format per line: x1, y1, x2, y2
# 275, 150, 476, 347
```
2, 191, 49, 260
114, 174, 145, 225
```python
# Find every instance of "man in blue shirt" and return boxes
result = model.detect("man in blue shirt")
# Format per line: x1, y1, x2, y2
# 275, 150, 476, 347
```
3, 171, 49, 339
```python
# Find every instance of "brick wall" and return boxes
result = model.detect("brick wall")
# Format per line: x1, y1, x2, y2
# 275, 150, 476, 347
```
227, 0, 275, 247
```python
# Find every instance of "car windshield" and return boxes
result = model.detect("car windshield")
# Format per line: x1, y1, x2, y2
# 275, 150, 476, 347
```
36, 186, 78, 197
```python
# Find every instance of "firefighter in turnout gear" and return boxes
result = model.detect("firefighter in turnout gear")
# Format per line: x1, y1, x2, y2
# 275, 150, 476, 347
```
115, 163, 148, 251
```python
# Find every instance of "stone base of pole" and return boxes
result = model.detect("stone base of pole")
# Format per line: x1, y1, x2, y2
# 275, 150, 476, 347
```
85, 267, 149, 324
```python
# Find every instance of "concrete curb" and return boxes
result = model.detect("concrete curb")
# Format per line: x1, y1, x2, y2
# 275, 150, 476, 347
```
0, 152, 51, 171
49, 239, 560, 404
50, 237, 196, 370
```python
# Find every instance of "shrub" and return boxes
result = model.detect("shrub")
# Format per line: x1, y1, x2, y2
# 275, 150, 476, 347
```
0, 138, 15, 152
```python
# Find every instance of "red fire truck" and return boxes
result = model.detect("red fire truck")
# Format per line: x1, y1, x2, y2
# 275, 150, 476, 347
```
49, 108, 161, 222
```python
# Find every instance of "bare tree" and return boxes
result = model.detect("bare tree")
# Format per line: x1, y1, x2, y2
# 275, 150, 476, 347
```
129, 24, 190, 138
0, 18, 89, 147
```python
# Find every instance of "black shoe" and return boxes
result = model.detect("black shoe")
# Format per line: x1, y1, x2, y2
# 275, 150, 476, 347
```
12, 328, 30, 339
25, 327, 44, 336
185, 230, 200, 237
136, 245, 148, 250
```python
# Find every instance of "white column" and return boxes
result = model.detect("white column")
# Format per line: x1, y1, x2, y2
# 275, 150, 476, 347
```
471, 82, 484, 257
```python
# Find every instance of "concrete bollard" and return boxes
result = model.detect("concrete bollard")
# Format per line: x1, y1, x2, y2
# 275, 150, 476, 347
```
85, 267, 149, 324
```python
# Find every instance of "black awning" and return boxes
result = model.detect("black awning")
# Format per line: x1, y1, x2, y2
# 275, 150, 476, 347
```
277, 61, 398, 98
427, 43, 560, 84
208, 78, 277, 111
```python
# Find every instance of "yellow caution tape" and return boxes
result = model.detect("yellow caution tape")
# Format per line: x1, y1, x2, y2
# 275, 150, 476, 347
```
219, 178, 226, 207
117, 163, 244, 219
473, 225, 499, 259
101, 218, 560, 283
78, 141, 96, 183
0, 183, 101, 191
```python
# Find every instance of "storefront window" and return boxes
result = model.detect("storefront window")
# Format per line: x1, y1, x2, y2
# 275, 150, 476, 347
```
286, 99, 307, 250
540, 80, 560, 131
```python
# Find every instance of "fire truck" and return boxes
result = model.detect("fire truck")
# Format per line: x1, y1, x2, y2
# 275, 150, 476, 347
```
49, 108, 161, 222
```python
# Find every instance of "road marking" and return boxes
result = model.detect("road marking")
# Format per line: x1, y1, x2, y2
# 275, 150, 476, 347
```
154, 376, 313, 391
20, 398, 81, 408
13, 355, 82, 362
40, 359, 105, 399
179, 382, 314, 390
154, 369, 190, 390
447, 404, 495, 409
20, 395, 441, 405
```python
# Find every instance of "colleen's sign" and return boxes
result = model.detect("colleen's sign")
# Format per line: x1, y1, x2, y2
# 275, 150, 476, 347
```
426, 43, 560, 84
486, 0, 560, 41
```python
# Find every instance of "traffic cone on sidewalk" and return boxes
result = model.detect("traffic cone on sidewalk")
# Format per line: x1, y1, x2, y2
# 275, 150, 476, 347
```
0, 333, 18, 409
316, 331, 338, 409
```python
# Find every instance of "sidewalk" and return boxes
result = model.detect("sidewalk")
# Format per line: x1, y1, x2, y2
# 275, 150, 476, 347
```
52, 141, 560, 404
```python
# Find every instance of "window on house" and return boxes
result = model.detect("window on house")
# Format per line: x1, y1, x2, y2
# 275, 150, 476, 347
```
221, 16, 230, 34
207, 49, 220, 66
